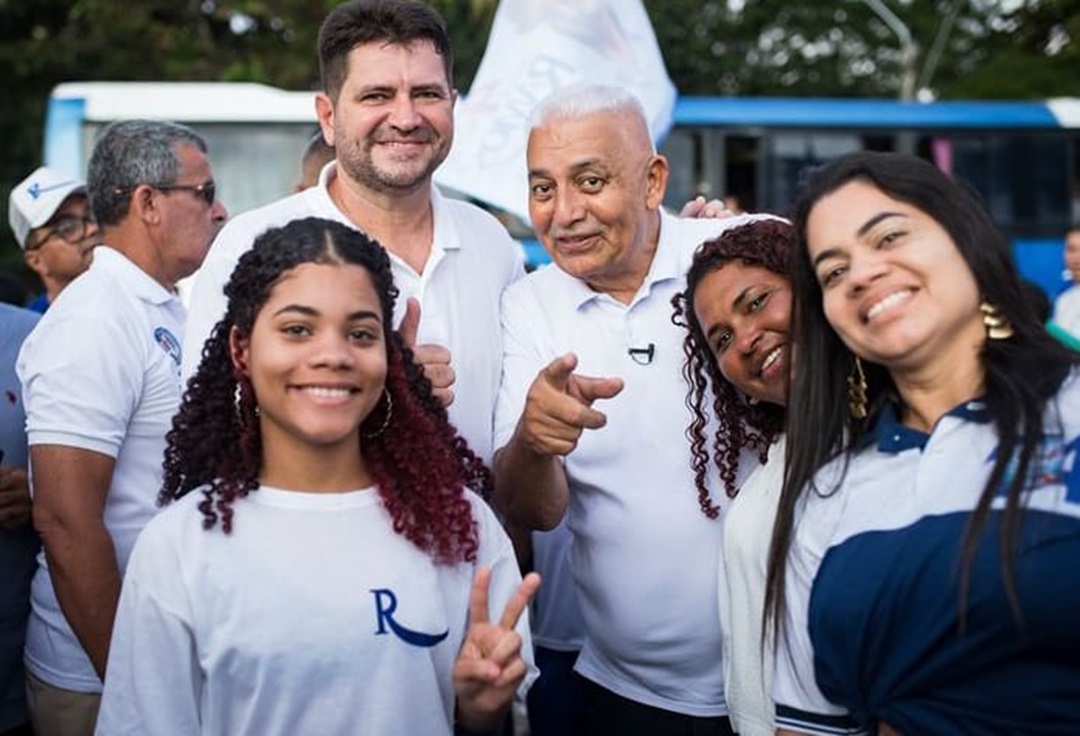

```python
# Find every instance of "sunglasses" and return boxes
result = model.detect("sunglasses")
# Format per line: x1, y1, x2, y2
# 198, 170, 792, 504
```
113, 180, 217, 206
28, 214, 96, 250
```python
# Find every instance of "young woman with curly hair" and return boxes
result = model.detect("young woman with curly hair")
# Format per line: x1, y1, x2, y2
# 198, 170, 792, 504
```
96, 217, 539, 736
672, 217, 795, 736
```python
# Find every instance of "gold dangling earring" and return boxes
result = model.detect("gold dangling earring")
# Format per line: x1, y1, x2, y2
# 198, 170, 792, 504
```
979, 301, 1014, 340
847, 356, 868, 420
361, 388, 393, 440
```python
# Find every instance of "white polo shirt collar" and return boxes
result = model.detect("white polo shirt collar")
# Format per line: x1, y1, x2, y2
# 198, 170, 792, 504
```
90, 245, 178, 307
317, 163, 461, 256
863, 398, 992, 453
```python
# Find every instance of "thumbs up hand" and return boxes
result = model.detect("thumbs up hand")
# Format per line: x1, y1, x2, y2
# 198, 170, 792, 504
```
398, 297, 455, 407
517, 353, 623, 457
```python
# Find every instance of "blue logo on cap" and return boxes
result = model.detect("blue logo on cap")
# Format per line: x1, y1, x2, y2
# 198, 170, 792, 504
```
27, 179, 77, 200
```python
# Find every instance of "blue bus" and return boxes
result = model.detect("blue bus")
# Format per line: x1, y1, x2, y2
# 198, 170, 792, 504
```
43, 84, 1080, 290
660, 96, 1080, 295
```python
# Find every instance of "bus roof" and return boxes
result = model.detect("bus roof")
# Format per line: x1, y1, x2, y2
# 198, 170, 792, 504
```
50, 82, 1080, 130
673, 96, 1080, 130
50, 81, 317, 123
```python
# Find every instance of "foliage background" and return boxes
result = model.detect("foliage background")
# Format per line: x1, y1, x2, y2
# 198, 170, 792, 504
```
1, 0, 1078, 274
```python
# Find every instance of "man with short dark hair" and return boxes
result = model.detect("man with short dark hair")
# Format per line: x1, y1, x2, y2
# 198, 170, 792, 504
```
183, 0, 524, 464
8, 167, 98, 312
17, 120, 226, 735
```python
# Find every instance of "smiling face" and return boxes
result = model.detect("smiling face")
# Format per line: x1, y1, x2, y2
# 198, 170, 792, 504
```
526, 109, 668, 302
693, 260, 792, 407
318, 40, 455, 196
805, 179, 985, 379
231, 261, 388, 461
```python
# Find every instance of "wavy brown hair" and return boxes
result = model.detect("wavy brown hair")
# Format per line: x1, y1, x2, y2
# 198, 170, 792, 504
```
672, 219, 792, 518
162, 217, 490, 564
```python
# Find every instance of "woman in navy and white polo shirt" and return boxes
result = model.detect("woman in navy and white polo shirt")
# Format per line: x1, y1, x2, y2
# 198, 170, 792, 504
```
767, 152, 1080, 735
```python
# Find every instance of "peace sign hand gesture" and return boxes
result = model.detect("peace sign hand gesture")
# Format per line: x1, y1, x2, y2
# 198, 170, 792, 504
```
453, 566, 542, 732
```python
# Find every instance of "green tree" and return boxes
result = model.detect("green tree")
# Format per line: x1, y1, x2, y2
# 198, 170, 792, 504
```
646, 0, 1080, 100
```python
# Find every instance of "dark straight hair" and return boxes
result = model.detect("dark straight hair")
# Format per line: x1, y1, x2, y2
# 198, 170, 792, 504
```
765, 151, 1080, 636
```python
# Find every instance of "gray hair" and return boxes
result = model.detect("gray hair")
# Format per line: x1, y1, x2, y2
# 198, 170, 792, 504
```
88, 120, 208, 226
528, 83, 653, 151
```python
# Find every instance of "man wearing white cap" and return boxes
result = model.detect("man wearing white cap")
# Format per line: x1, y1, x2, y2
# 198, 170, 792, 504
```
7, 167, 98, 313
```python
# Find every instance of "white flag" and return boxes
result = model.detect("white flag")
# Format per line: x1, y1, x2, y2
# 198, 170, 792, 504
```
434, 0, 676, 222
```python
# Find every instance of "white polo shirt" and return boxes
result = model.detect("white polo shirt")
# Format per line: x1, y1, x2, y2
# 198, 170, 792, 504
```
774, 375, 1080, 735
17, 246, 186, 692
182, 164, 524, 463
495, 210, 768, 716
96, 487, 533, 736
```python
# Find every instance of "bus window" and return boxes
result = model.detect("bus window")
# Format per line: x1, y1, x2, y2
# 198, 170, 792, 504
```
725, 135, 758, 213
661, 127, 698, 209
761, 132, 860, 211
948, 134, 1070, 239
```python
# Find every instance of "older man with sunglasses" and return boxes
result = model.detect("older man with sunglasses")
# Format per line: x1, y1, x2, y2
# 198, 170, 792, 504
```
15, 120, 226, 735
8, 168, 99, 312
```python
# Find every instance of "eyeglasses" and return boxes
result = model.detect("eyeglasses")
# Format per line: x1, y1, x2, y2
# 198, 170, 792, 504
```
28, 214, 96, 250
155, 181, 217, 205
113, 180, 217, 206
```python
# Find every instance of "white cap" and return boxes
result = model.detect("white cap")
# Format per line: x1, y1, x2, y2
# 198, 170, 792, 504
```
8, 167, 87, 250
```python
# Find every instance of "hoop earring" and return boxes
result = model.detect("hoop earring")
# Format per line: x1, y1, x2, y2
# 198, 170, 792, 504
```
233, 377, 259, 423
980, 301, 1014, 340
847, 356, 868, 420
361, 388, 393, 440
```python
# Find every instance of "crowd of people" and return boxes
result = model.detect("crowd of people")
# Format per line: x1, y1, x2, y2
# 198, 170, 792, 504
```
1, 0, 1078, 735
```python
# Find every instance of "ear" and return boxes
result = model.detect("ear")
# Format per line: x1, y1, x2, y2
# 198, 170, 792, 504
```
23, 249, 45, 278
130, 185, 161, 225
228, 326, 251, 377
315, 92, 336, 148
644, 154, 670, 212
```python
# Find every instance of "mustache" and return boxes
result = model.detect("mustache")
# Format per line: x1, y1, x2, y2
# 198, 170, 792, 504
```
372, 126, 437, 144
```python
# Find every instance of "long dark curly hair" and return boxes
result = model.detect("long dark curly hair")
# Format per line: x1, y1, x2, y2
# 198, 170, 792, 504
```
162, 217, 490, 564
672, 219, 793, 518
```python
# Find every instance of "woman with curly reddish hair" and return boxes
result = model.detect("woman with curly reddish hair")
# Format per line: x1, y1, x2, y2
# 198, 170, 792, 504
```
96, 217, 539, 736
672, 217, 794, 736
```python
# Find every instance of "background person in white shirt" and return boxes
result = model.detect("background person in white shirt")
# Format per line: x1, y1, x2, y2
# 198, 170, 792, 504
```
97, 217, 538, 736
1052, 224, 1080, 338
17, 119, 226, 736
